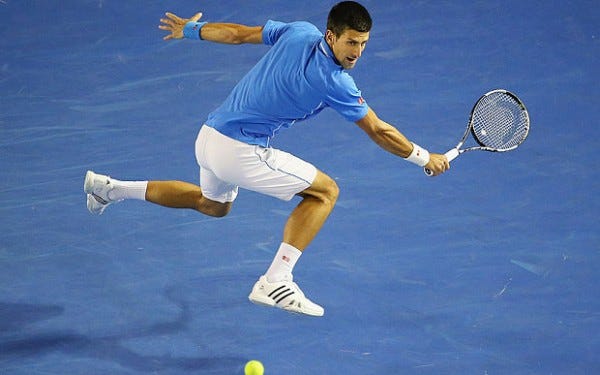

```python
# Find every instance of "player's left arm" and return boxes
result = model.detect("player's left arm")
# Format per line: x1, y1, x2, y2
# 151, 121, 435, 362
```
200, 23, 263, 44
159, 12, 263, 44
355, 108, 449, 175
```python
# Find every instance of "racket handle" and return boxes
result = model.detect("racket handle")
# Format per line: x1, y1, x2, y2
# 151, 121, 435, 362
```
424, 148, 460, 176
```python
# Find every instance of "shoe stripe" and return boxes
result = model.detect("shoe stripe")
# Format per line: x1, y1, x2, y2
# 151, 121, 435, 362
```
268, 285, 287, 298
271, 288, 293, 301
275, 291, 295, 304
268, 285, 297, 303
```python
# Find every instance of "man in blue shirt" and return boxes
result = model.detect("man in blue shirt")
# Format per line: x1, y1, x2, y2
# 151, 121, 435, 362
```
206, 19, 369, 147
84, 1, 449, 317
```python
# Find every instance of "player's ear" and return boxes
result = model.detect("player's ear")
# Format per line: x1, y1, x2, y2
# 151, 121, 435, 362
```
325, 30, 335, 44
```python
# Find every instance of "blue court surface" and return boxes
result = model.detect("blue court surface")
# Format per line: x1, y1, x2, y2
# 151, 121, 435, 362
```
1, 1, 598, 374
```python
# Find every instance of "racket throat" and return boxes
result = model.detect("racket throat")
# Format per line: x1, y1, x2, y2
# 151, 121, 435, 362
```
444, 148, 460, 162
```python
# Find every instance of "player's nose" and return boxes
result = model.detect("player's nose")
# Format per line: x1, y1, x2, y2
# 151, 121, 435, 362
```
355, 44, 365, 58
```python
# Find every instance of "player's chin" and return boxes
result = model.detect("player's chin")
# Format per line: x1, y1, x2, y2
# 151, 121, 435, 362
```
343, 58, 358, 69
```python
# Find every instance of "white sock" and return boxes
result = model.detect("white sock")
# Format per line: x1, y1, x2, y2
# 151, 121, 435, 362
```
265, 242, 302, 283
107, 179, 148, 201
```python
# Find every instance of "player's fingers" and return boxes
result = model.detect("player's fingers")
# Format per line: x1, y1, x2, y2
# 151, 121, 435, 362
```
190, 12, 203, 22
158, 26, 173, 36
160, 18, 175, 27
165, 12, 183, 22
432, 162, 447, 176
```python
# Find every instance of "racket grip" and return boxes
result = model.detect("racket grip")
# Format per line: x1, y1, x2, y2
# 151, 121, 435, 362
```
424, 148, 460, 176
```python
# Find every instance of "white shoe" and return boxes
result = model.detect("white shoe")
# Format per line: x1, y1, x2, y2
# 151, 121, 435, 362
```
84, 170, 119, 215
248, 275, 324, 317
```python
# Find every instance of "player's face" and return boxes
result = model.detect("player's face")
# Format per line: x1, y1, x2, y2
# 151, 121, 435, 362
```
326, 28, 369, 69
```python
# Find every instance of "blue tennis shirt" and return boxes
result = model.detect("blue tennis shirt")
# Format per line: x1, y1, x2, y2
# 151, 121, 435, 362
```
206, 20, 369, 147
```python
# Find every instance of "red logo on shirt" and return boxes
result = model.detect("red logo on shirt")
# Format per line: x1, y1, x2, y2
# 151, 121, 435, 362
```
358, 97, 365, 105
282, 255, 290, 263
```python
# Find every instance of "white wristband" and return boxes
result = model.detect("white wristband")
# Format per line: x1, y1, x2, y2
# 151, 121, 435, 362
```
405, 142, 430, 167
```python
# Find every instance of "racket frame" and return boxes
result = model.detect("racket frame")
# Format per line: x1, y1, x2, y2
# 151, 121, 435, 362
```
424, 89, 530, 176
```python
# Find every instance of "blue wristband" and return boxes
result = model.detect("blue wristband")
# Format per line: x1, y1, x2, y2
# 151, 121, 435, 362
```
183, 21, 207, 40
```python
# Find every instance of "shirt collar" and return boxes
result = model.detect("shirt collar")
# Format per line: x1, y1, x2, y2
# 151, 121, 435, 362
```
319, 38, 342, 69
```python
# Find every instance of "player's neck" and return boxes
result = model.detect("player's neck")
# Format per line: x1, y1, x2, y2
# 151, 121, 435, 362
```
322, 37, 342, 67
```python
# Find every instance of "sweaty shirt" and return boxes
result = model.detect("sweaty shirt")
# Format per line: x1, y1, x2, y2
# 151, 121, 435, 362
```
206, 20, 369, 147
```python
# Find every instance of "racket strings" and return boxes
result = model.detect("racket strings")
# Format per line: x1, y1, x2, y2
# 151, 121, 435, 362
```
471, 92, 529, 150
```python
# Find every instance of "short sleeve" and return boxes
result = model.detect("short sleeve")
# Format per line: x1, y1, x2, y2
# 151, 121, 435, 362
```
325, 73, 369, 122
262, 20, 289, 46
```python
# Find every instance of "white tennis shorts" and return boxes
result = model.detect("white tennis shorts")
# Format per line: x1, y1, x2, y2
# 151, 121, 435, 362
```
194, 125, 317, 203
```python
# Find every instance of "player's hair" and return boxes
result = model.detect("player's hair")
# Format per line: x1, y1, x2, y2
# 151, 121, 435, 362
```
327, 1, 372, 37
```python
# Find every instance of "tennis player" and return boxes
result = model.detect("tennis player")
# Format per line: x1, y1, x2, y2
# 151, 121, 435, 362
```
84, 1, 449, 317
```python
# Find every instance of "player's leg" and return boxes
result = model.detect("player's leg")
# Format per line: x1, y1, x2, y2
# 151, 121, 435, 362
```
85, 124, 238, 216
282, 170, 339, 251
261, 170, 337, 276
145, 180, 231, 217
250, 170, 337, 316
84, 172, 232, 217
227, 144, 336, 316
189, 125, 331, 316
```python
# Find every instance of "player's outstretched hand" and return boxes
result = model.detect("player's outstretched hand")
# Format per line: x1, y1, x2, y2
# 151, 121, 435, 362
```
424, 153, 450, 176
159, 12, 203, 40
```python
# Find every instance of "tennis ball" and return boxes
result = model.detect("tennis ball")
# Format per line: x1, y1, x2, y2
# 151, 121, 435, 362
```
244, 360, 264, 375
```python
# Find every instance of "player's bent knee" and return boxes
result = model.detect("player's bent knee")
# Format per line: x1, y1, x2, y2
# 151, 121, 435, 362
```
198, 198, 232, 217
324, 177, 339, 205
303, 171, 339, 208
209, 204, 231, 217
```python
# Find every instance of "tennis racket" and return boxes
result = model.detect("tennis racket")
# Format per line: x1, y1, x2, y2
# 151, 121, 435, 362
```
425, 89, 530, 176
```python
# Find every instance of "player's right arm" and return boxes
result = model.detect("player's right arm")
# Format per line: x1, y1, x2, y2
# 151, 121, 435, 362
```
356, 108, 449, 176
159, 12, 263, 44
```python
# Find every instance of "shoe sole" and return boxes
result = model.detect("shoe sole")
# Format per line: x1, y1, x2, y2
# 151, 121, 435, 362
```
248, 292, 276, 307
248, 287, 324, 317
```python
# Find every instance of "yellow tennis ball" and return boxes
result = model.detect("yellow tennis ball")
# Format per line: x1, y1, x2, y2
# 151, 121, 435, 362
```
244, 360, 264, 375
